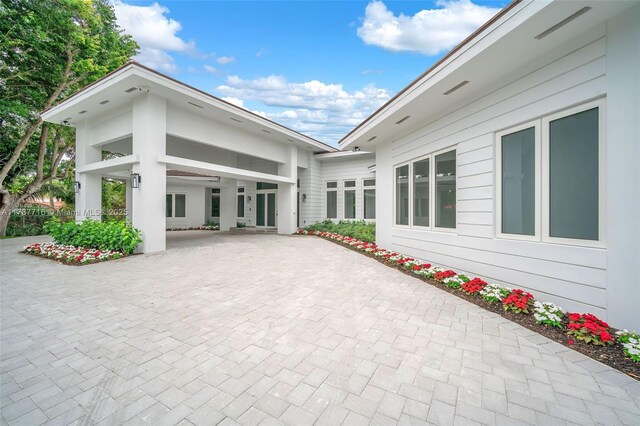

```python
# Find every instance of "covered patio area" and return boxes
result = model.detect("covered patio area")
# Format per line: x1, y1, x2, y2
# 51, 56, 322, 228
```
41, 62, 336, 253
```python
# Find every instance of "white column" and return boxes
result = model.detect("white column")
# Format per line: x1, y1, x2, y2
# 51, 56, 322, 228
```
131, 93, 166, 253
125, 183, 132, 224
605, 7, 640, 330
220, 180, 237, 231
74, 122, 101, 222
277, 145, 298, 234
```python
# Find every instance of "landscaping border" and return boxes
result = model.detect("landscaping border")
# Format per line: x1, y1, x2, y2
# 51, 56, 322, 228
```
296, 229, 640, 380
22, 242, 129, 266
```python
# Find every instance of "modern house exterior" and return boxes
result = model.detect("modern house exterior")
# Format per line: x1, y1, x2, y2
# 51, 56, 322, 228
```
42, 0, 639, 329
340, 0, 640, 330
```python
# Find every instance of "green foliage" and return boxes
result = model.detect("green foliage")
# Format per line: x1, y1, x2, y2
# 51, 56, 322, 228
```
101, 179, 126, 220
6, 207, 54, 237
206, 219, 219, 227
236, 222, 246, 228
44, 217, 142, 254
305, 220, 376, 243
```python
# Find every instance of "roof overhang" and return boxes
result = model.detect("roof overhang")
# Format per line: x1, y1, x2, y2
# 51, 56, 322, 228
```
42, 62, 337, 154
314, 150, 375, 161
339, 0, 634, 150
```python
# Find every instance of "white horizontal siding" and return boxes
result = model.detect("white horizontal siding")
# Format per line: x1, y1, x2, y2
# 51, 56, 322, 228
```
320, 155, 375, 221
378, 25, 610, 317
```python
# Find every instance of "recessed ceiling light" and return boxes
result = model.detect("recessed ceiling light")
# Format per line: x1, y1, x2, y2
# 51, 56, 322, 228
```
230, 117, 242, 123
395, 115, 411, 124
78, 110, 87, 114
262, 129, 271, 134
443, 80, 469, 95
125, 87, 138, 93
535, 7, 592, 40
187, 101, 204, 109
367, 136, 377, 142
99, 100, 110, 105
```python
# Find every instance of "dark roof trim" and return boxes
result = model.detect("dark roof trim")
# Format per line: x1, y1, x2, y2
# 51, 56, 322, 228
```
338, 0, 523, 145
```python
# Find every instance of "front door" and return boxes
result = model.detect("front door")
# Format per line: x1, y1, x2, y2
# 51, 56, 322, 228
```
256, 191, 277, 227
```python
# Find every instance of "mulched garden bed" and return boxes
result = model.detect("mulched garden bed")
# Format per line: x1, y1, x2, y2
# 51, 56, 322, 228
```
305, 234, 640, 380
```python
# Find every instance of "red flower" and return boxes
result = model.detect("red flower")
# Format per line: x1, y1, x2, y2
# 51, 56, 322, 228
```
567, 339, 574, 345
411, 264, 422, 271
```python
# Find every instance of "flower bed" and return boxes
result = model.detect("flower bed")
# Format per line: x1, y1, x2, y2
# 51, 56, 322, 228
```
166, 225, 219, 231
296, 228, 640, 379
23, 242, 125, 265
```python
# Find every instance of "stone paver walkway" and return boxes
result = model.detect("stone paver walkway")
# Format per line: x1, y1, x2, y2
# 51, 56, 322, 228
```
1, 232, 639, 425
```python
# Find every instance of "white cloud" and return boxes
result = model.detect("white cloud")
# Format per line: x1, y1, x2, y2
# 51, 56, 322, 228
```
255, 48, 268, 58
357, 0, 500, 55
113, 1, 196, 72
216, 75, 390, 144
135, 48, 177, 73
216, 56, 236, 65
221, 97, 244, 108
203, 65, 222, 76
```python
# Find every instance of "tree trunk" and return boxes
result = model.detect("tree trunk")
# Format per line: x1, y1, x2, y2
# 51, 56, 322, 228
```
0, 195, 17, 237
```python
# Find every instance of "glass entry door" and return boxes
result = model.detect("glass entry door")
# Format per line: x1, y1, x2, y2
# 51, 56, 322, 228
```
256, 191, 277, 227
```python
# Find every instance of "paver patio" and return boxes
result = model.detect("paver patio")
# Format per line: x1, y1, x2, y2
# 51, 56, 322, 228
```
1, 232, 639, 425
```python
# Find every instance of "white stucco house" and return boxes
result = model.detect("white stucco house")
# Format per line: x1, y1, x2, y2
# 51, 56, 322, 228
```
42, 0, 639, 329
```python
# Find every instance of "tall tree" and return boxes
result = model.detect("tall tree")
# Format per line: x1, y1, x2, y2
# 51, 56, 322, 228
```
0, 0, 138, 235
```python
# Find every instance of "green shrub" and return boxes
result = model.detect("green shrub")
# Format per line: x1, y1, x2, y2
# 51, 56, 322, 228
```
5, 207, 54, 237
305, 220, 375, 243
44, 217, 142, 254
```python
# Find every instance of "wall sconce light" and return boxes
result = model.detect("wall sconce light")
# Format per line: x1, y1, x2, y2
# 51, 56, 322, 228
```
130, 172, 141, 189
73, 181, 81, 193
247, 195, 252, 202
302, 193, 307, 202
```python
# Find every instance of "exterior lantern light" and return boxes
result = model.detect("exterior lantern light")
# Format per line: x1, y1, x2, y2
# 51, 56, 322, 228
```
302, 193, 307, 202
73, 181, 81, 193
247, 195, 252, 202
130, 173, 141, 189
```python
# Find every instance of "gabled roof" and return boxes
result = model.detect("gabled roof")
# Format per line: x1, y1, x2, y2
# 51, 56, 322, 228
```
42, 61, 338, 154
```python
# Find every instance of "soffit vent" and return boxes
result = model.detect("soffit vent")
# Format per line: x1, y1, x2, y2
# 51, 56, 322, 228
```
443, 80, 469, 95
367, 136, 377, 142
187, 101, 204, 109
229, 117, 242, 123
78, 110, 87, 114
125, 87, 138, 93
262, 129, 271, 134
395, 115, 411, 124
534, 7, 592, 40
99, 100, 110, 105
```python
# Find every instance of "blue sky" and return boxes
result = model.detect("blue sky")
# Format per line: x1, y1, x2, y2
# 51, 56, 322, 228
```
113, 0, 510, 144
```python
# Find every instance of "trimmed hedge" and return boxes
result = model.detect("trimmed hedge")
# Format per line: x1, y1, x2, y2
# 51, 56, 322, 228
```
304, 220, 375, 243
44, 218, 142, 254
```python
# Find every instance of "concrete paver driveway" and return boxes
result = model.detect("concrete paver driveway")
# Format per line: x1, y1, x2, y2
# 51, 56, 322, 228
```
1, 232, 639, 425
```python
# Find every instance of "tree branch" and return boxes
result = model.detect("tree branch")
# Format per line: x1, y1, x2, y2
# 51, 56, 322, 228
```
35, 124, 49, 180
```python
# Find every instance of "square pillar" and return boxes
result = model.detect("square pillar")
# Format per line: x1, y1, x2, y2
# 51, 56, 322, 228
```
74, 123, 101, 221
277, 146, 298, 234
131, 93, 166, 253
220, 180, 237, 231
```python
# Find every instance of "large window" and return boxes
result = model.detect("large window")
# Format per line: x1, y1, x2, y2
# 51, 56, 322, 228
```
363, 179, 375, 220
211, 188, 220, 217
497, 100, 603, 245
395, 165, 409, 225
237, 187, 245, 218
413, 159, 429, 227
326, 181, 337, 219
166, 193, 186, 218
394, 148, 456, 230
344, 180, 356, 219
548, 107, 599, 240
497, 123, 538, 238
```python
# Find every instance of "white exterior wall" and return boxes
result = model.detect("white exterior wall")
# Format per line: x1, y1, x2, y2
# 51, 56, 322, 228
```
166, 184, 206, 228
298, 152, 322, 227
376, 16, 640, 328
319, 155, 376, 222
